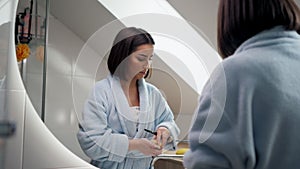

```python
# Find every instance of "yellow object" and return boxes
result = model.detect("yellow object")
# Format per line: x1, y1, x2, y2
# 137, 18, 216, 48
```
175, 148, 189, 155
16, 43, 30, 62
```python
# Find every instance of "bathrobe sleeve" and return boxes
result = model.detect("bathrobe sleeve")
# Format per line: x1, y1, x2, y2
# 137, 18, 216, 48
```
183, 60, 257, 169
77, 81, 129, 163
151, 86, 180, 150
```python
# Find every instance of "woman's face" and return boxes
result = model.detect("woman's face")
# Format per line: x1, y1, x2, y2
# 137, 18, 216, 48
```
124, 44, 154, 80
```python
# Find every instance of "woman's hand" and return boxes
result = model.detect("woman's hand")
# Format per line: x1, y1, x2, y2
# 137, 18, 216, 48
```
153, 127, 171, 149
128, 138, 162, 156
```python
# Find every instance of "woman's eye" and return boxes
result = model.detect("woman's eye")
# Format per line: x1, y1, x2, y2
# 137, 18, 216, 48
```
137, 57, 146, 62
136, 54, 153, 62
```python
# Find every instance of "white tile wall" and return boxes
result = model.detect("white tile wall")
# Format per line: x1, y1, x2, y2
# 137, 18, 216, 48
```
24, 74, 43, 117
45, 17, 93, 161
71, 76, 95, 122
47, 17, 84, 76
175, 113, 195, 140
45, 75, 72, 129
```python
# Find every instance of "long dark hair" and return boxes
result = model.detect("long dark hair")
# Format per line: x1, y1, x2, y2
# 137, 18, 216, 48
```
217, 0, 300, 59
107, 27, 155, 78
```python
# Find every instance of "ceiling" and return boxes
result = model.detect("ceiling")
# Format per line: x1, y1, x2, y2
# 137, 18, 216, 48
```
48, 0, 300, 51
49, 0, 117, 42
167, 0, 219, 49
49, 0, 219, 48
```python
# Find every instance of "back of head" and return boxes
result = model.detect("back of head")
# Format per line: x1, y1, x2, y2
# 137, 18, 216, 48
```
217, 0, 300, 58
107, 27, 155, 76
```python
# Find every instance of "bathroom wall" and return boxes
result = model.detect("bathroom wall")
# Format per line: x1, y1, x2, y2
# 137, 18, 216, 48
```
46, 14, 92, 161
23, 7, 97, 160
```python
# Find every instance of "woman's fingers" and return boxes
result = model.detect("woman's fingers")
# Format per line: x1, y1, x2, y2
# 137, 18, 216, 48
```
156, 127, 170, 148
137, 138, 162, 156
152, 148, 162, 156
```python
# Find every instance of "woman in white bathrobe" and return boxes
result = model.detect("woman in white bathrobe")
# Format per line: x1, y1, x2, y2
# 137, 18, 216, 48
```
183, 0, 300, 169
77, 27, 180, 169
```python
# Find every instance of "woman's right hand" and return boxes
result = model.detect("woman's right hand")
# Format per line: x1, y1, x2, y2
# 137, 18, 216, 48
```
129, 138, 162, 156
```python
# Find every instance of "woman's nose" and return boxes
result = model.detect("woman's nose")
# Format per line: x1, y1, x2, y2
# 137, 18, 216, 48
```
143, 60, 151, 69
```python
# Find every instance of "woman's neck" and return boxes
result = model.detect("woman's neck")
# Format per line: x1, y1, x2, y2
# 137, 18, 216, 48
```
120, 78, 140, 107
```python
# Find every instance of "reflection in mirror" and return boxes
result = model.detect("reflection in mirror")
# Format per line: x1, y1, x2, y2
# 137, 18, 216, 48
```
16, 0, 47, 118
17, 0, 219, 167
70, 15, 205, 164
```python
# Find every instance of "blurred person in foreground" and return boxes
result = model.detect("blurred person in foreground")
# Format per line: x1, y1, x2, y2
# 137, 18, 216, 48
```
184, 0, 300, 168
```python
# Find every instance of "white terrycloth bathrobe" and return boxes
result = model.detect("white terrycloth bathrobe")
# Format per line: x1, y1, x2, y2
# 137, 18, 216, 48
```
77, 75, 180, 169
183, 26, 300, 169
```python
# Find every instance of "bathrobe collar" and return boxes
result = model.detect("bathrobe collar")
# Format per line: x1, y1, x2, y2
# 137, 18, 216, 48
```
235, 26, 299, 55
107, 74, 154, 138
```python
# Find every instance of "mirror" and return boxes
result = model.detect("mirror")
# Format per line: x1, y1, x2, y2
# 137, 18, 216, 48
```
17, 0, 221, 164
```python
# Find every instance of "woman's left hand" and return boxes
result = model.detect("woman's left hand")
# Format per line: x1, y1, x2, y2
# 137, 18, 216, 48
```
154, 127, 170, 149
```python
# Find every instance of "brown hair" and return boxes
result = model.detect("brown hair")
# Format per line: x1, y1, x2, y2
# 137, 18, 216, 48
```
107, 27, 155, 78
217, 0, 300, 58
